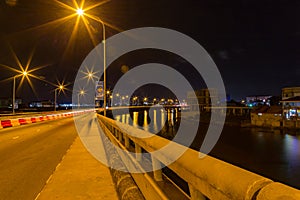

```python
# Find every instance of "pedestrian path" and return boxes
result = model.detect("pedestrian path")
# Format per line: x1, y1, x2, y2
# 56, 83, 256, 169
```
36, 137, 118, 200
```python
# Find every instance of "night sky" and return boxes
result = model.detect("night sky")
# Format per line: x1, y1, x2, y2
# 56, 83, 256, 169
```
0, 0, 299, 103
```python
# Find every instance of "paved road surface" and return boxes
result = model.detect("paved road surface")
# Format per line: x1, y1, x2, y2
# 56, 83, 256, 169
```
0, 117, 79, 200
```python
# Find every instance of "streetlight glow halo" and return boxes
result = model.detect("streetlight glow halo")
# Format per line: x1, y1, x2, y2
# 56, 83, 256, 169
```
76, 8, 84, 16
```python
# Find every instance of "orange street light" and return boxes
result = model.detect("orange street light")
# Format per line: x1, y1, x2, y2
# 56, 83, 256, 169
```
12, 71, 29, 115
76, 8, 84, 16
54, 84, 65, 111
75, 7, 107, 116
78, 89, 85, 107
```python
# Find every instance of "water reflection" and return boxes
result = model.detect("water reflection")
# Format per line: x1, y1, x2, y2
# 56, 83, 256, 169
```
153, 110, 158, 133
115, 107, 178, 137
143, 110, 149, 132
133, 112, 138, 128
283, 135, 300, 168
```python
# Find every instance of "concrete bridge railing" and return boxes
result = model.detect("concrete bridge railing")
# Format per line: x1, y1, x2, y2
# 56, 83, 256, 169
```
97, 114, 300, 200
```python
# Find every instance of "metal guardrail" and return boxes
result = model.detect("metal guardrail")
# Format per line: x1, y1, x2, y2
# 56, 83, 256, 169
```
97, 115, 300, 200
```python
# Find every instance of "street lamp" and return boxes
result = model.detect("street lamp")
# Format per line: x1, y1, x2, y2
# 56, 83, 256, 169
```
12, 71, 28, 115
76, 8, 84, 16
78, 90, 85, 108
54, 85, 64, 111
76, 9, 107, 116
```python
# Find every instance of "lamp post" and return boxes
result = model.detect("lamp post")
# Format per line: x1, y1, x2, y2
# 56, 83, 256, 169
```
78, 90, 85, 108
96, 17, 107, 116
12, 76, 16, 115
54, 85, 64, 111
12, 71, 28, 115
76, 9, 107, 116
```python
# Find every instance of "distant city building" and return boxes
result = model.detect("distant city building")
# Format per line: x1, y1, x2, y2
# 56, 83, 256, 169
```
281, 87, 300, 121
282, 87, 300, 100
29, 101, 53, 109
187, 88, 220, 111
245, 95, 272, 107
250, 105, 282, 127
281, 96, 300, 120
0, 97, 22, 109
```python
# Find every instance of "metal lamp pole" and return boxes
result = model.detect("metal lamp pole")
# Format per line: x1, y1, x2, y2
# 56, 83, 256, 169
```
98, 18, 107, 116
12, 72, 27, 115
12, 75, 17, 115
54, 88, 58, 111
78, 93, 80, 108
76, 10, 107, 115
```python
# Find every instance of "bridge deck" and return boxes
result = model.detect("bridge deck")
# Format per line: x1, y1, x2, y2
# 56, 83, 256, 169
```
36, 137, 119, 200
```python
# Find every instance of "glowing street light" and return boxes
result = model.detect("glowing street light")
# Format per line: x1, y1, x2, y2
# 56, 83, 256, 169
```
78, 89, 85, 107
75, 7, 107, 116
1, 48, 48, 115
54, 84, 65, 111
12, 71, 28, 115
76, 8, 84, 16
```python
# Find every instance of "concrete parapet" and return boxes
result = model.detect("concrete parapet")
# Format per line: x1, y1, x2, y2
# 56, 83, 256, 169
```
256, 182, 300, 200
100, 126, 145, 200
98, 115, 300, 200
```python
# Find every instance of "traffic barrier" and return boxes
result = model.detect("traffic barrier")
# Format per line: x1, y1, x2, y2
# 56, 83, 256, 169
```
31, 117, 37, 123
0, 109, 95, 129
18, 118, 27, 125
1, 120, 13, 128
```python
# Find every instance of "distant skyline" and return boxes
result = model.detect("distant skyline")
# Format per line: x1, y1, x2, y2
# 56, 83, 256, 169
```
0, 0, 299, 102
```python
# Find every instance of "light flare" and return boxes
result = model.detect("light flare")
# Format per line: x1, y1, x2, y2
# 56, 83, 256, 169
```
80, 66, 99, 83
0, 49, 49, 97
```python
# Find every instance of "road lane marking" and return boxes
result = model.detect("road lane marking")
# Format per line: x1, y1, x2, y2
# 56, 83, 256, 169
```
34, 137, 77, 200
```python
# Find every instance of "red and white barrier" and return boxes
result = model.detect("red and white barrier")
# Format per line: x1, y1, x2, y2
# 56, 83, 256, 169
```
0, 109, 95, 129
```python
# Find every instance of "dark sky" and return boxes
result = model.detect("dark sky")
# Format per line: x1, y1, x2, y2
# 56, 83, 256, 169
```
0, 0, 299, 102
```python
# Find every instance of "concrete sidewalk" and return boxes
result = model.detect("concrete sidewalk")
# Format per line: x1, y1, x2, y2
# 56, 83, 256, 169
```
36, 137, 118, 200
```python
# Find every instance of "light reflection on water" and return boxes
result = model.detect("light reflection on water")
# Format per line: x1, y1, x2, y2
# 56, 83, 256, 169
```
114, 109, 300, 189
283, 134, 300, 172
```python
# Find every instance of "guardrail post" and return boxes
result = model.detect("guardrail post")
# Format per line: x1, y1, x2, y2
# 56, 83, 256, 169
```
115, 129, 119, 139
135, 144, 142, 162
111, 127, 115, 135
151, 156, 163, 181
188, 183, 206, 200
118, 131, 123, 142
124, 135, 130, 148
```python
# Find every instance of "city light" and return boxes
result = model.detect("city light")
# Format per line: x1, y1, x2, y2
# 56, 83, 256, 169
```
81, 67, 99, 82
76, 8, 84, 16
1, 48, 48, 114
54, 83, 66, 111
77, 89, 86, 107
